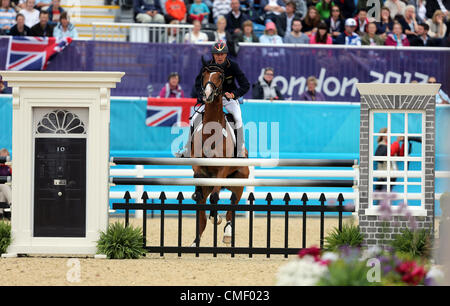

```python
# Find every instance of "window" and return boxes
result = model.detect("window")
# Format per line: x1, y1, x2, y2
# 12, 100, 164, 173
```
368, 110, 426, 216
35, 109, 87, 135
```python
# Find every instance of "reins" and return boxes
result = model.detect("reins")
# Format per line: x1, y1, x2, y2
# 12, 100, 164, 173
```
190, 64, 226, 120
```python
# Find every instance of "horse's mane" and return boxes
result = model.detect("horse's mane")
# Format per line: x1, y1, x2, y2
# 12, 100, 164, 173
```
201, 57, 225, 74
203, 64, 225, 74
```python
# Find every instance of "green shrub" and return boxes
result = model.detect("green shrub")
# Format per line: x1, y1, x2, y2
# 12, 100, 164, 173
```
390, 228, 433, 260
0, 221, 11, 254
316, 258, 378, 286
97, 222, 145, 259
324, 222, 364, 251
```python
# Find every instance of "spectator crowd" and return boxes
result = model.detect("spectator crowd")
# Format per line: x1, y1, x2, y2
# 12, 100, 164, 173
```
133, 0, 450, 47
0, 0, 78, 39
0, 1, 448, 102
1, 0, 449, 46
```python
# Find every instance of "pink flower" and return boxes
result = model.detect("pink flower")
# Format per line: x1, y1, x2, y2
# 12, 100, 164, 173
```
298, 246, 321, 262
298, 247, 335, 266
318, 259, 332, 266
396, 261, 415, 274
395, 260, 427, 286
409, 266, 427, 285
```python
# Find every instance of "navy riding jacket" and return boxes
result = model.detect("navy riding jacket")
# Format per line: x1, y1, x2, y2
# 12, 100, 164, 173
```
194, 58, 250, 100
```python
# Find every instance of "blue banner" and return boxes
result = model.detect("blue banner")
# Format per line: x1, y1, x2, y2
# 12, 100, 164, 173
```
1, 96, 448, 215
1, 38, 448, 101
1, 96, 449, 162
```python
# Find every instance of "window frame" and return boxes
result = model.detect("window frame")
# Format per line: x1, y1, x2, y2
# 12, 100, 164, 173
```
367, 109, 427, 216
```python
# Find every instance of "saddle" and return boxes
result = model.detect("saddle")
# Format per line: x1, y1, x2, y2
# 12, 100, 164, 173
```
190, 111, 239, 157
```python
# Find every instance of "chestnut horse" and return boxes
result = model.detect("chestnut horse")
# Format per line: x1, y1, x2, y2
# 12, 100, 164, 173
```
190, 63, 249, 246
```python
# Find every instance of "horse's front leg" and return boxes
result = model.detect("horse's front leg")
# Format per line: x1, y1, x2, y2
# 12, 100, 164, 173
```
222, 168, 249, 245
190, 186, 212, 247
208, 167, 231, 225
210, 167, 229, 198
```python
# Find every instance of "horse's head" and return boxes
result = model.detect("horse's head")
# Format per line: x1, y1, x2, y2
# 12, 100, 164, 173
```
201, 64, 225, 104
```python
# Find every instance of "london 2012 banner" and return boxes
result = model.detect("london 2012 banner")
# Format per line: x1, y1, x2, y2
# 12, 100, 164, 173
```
1, 38, 447, 102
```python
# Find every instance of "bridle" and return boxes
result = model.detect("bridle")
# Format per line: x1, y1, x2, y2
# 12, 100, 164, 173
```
201, 65, 225, 103
189, 63, 226, 119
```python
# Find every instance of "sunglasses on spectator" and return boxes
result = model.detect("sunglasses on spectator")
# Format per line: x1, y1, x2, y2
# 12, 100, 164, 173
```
265, 73, 274, 76
332, 9, 340, 12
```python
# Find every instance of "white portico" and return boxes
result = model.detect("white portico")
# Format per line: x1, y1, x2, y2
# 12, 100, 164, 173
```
0, 71, 124, 255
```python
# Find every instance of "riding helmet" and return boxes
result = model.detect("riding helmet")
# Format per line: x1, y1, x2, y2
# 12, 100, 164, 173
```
211, 41, 229, 54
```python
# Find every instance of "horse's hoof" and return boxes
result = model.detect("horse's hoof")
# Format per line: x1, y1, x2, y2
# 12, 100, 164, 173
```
191, 192, 201, 202
190, 238, 200, 247
223, 235, 231, 245
223, 222, 232, 245
209, 214, 222, 225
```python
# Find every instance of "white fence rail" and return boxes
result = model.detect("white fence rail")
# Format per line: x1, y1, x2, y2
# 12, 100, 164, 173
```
91, 22, 193, 43
108, 165, 449, 216
109, 165, 357, 213
110, 157, 357, 167
109, 168, 357, 178
109, 164, 360, 217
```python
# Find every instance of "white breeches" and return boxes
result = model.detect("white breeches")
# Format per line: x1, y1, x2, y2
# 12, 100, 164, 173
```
191, 97, 243, 129
0, 184, 11, 204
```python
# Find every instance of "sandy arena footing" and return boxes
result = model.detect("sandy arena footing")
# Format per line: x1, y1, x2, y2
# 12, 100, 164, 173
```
0, 216, 353, 286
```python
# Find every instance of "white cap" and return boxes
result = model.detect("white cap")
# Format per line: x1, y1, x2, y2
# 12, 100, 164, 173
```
345, 18, 357, 27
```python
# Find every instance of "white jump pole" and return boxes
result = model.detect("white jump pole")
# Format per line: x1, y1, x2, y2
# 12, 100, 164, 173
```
110, 157, 357, 167
110, 177, 356, 187
134, 165, 144, 219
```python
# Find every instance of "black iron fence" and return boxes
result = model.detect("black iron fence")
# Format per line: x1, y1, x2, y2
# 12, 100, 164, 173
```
112, 191, 355, 258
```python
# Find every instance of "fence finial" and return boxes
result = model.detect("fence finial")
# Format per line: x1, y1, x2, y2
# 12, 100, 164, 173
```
176, 191, 184, 201
142, 191, 149, 201
124, 191, 131, 201
247, 192, 255, 202
158, 191, 166, 201
319, 193, 327, 203
301, 193, 308, 203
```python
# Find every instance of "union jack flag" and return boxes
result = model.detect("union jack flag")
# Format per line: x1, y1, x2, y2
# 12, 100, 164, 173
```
146, 98, 197, 127
6, 36, 72, 71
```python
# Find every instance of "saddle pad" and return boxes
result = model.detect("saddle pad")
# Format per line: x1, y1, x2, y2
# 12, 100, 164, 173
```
192, 112, 237, 147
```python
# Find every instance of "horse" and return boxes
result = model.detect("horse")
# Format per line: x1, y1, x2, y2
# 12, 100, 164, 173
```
190, 62, 249, 246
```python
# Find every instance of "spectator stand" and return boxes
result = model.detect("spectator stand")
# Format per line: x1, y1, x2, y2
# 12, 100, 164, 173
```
92, 21, 193, 42
53, 0, 450, 44
60, 0, 120, 40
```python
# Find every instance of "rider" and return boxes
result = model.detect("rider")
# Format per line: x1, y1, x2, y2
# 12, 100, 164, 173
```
176, 41, 250, 158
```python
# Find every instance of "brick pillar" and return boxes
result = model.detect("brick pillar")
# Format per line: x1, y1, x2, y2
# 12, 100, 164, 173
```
356, 84, 440, 247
